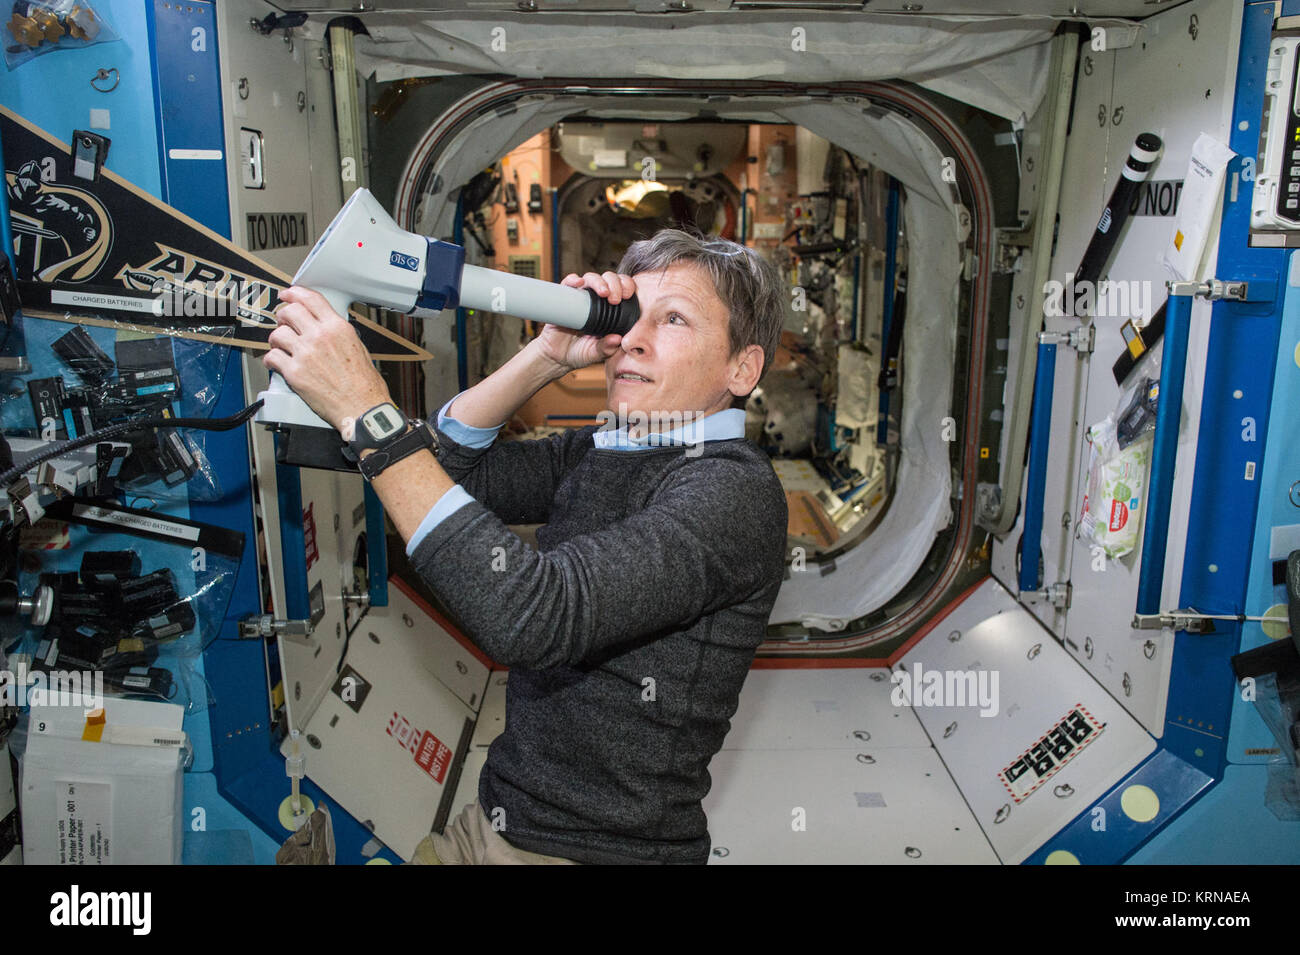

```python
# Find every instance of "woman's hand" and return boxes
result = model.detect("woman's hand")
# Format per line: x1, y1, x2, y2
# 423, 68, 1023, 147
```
530, 271, 636, 375
263, 286, 394, 432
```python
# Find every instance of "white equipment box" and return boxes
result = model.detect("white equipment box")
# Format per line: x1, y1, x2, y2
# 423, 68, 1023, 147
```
21, 697, 187, 865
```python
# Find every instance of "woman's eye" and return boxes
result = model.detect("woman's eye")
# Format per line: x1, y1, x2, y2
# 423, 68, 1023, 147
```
668, 312, 686, 325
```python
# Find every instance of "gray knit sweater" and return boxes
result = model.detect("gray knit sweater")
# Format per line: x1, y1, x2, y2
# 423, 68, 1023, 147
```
408, 422, 789, 864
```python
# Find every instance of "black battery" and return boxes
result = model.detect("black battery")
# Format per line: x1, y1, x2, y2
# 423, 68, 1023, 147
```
104, 665, 173, 699
106, 636, 159, 669
60, 401, 95, 440
97, 377, 176, 413
120, 368, 180, 404
117, 569, 180, 622
52, 326, 115, 383
114, 336, 175, 374
114, 337, 179, 403
54, 622, 117, 668
132, 602, 197, 642
40, 570, 80, 592
92, 442, 130, 496
79, 550, 142, 585
26, 377, 66, 439
58, 588, 107, 621
156, 429, 198, 486
112, 433, 160, 484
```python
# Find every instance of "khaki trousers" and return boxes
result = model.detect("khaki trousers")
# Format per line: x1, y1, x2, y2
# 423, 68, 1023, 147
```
407, 800, 581, 865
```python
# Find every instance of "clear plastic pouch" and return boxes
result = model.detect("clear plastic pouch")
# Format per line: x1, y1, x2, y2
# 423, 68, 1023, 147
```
3, 0, 120, 71
1078, 412, 1153, 560
7, 498, 244, 715
0, 315, 233, 505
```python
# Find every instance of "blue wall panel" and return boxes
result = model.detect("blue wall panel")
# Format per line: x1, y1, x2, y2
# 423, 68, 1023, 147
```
148, 0, 231, 230
1121, 0, 1300, 862
1230, 253, 1300, 762
1128, 765, 1299, 864
0, 0, 163, 198
0, 0, 282, 861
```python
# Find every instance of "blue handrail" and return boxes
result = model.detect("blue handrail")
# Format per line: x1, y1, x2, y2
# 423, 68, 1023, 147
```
1136, 288, 1194, 615
1019, 340, 1056, 593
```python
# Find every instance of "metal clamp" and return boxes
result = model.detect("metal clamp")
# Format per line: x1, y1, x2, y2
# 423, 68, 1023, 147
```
1132, 610, 1216, 633
239, 613, 315, 645
1037, 582, 1072, 610
1038, 325, 1094, 354
1166, 279, 1249, 301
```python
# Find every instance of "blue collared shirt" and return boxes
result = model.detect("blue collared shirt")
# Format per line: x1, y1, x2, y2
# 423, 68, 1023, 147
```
405, 395, 746, 556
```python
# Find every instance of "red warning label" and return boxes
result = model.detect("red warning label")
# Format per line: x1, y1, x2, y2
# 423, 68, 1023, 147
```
387, 711, 452, 784
415, 731, 452, 783
303, 503, 319, 571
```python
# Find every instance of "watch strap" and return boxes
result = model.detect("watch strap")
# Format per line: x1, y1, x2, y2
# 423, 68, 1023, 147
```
358, 419, 438, 480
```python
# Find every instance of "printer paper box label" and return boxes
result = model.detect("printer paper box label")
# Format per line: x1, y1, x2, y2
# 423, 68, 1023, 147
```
56, 780, 112, 864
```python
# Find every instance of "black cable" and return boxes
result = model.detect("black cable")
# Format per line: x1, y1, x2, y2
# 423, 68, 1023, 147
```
1, 399, 265, 487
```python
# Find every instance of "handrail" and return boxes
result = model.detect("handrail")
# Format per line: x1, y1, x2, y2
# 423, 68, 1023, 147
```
1019, 340, 1057, 593
1135, 288, 1194, 616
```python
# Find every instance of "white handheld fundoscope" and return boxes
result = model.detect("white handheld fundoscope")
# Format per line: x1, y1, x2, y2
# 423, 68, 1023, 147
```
255, 188, 641, 467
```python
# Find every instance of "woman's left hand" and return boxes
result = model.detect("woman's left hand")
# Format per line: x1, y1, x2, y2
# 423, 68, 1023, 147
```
263, 286, 393, 432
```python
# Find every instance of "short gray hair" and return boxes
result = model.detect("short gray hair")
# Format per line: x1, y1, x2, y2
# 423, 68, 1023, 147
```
618, 229, 785, 408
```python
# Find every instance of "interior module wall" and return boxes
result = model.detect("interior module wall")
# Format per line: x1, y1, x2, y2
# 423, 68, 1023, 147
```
991, 0, 1243, 737
215, 0, 357, 734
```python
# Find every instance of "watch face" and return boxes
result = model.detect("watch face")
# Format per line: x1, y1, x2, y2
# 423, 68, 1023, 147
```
362, 404, 404, 441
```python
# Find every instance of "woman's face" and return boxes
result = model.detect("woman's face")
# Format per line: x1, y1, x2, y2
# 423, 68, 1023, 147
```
604, 262, 763, 433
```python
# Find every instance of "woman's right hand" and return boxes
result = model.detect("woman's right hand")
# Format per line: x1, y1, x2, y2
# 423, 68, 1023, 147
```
531, 271, 637, 375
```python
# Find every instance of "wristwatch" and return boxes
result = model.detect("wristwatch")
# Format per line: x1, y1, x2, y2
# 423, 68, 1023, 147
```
345, 402, 408, 458
356, 419, 438, 480
342, 402, 439, 480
